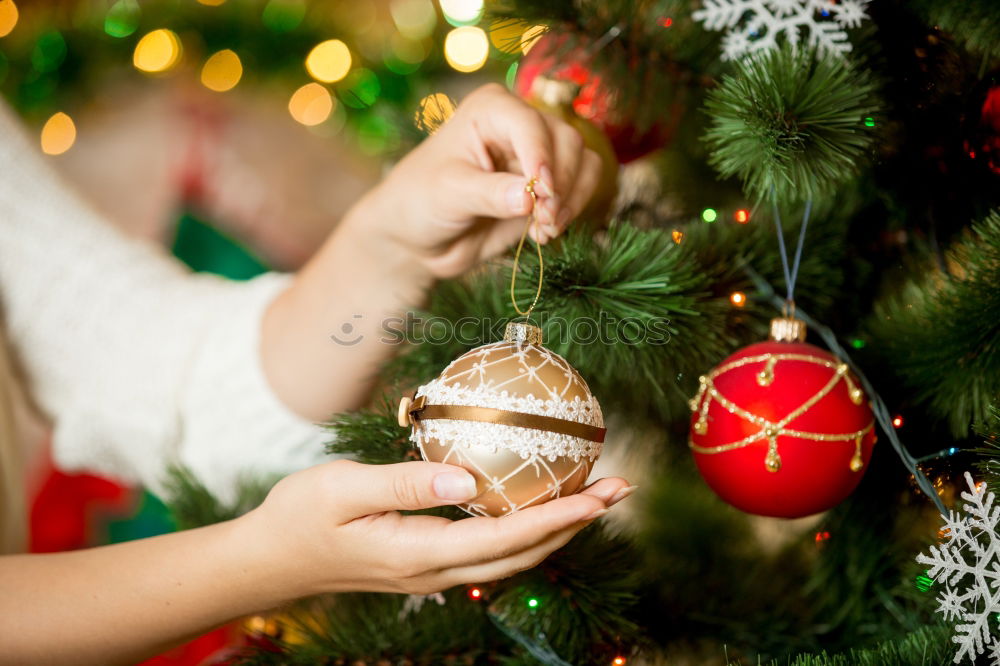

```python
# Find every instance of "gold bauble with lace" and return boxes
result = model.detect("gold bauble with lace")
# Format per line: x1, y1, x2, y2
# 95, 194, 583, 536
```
399, 323, 606, 517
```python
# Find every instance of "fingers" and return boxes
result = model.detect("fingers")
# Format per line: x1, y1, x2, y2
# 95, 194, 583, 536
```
562, 148, 603, 224
541, 114, 585, 232
578, 476, 633, 505
466, 85, 555, 197
439, 520, 588, 588
323, 460, 479, 520
460, 85, 608, 239
447, 166, 533, 221
422, 489, 607, 571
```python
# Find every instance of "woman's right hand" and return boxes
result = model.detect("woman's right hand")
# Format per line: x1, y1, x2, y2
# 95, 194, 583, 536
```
240, 460, 631, 597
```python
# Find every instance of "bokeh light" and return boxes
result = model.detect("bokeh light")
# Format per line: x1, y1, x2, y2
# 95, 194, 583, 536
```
288, 82, 333, 126
40, 111, 76, 155
734, 208, 750, 223
356, 114, 400, 155
133, 28, 181, 73
892, 415, 904, 428
306, 39, 352, 83
337, 68, 380, 109
0, 0, 17, 39
730, 291, 747, 307
32, 31, 67, 73
439, 0, 483, 26
385, 33, 427, 74
390, 0, 436, 39
197, 0, 227, 5
262, 0, 306, 33
672, 229, 684, 244
444, 26, 488, 73
520, 24, 547, 54
201, 49, 243, 92
701, 207, 717, 223
489, 18, 527, 54
104, 0, 140, 38
414, 92, 455, 134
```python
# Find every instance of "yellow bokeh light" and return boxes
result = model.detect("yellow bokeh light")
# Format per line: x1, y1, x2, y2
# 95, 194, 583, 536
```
390, 0, 436, 39
439, 0, 483, 24
201, 49, 243, 92
444, 26, 488, 73
288, 83, 334, 126
414, 92, 456, 135
488, 18, 528, 54
40, 112, 76, 156
389, 32, 428, 64
0, 0, 18, 38
306, 39, 352, 83
521, 24, 547, 54
197, 0, 226, 5
133, 29, 182, 73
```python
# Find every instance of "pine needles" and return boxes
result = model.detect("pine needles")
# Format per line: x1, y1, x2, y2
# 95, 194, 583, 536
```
871, 210, 1000, 436
704, 44, 879, 204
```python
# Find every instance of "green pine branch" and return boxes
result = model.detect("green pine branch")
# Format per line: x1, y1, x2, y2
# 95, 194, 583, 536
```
870, 210, 1000, 436
162, 466, 277, 530
703, 44, 880, 204
740, 624, 952, 666
325, 396, 415, 464
911, 0, 1000, 62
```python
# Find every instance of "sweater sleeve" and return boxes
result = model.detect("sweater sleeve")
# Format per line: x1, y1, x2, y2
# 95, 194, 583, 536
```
0, 103, 330, 503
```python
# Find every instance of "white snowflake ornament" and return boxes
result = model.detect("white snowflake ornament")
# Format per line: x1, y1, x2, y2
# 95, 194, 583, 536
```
693, 0, 870, 60
916, 472, 1000, 664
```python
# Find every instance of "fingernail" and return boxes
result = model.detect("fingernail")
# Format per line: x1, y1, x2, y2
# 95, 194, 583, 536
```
506, 183, 530, 215
585, 508, 611, 521
608, 485, 638, 507
433, 471, 478, 501
537, 166, 555, 198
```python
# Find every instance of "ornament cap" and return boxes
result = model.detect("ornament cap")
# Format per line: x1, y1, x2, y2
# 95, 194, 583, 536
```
769, 317, 807, 343
532, 75, 579, 108
504, 321, 544, 345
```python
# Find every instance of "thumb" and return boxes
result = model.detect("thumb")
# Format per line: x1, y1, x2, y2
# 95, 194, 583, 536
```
331, 460, 479, 519
454, 167, 533, 220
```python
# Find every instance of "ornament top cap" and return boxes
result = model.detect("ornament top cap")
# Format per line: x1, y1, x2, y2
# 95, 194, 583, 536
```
504, 321, 543, 345
532, 75, 578, 107
770, 316, 807, 343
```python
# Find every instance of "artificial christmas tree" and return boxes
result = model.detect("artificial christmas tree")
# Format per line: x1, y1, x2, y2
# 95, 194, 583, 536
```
6, 0, 1000, 663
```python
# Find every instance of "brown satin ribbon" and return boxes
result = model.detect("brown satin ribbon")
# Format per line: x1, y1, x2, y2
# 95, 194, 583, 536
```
408, 395, 606, 443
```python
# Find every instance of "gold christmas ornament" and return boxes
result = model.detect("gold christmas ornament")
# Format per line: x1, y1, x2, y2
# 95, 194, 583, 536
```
398, 179, 606, 517
401, 322, 605, 517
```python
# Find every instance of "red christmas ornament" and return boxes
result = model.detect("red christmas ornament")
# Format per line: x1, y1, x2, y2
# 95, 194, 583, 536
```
688, 318, 876, 518
964, 83, 1000, 176
515, 34, 678, 163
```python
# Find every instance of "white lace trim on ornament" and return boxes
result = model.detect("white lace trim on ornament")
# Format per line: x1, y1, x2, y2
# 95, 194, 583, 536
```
410, 380, 604, 462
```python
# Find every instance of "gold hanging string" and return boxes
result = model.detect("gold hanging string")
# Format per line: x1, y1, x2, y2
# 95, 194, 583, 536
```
510, 177, 544, 320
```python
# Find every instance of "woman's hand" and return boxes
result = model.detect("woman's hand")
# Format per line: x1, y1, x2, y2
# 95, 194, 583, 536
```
240, 460, 632, 596
351, 83, 605, 280
263, 84, 606, 419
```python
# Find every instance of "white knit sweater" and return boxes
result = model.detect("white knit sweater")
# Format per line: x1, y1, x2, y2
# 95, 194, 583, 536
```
0, 104, 329, 502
